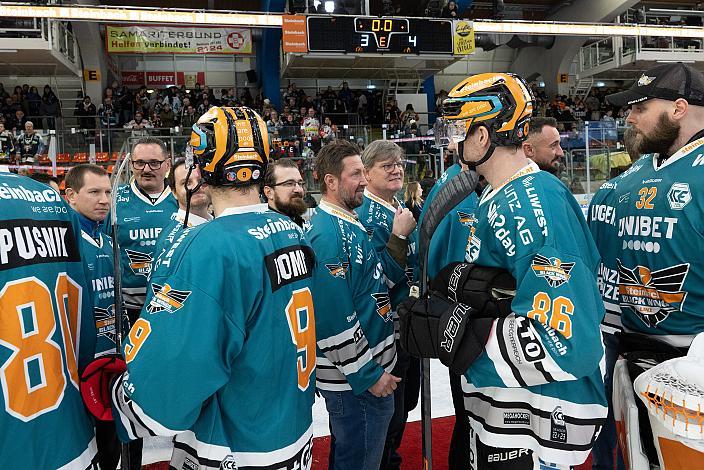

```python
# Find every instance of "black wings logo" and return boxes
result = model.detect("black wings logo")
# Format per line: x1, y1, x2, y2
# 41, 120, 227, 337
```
531, 255, 575, 288
371, 292, 392, 322
146, 283, 192, 314
125, 249, 153, 277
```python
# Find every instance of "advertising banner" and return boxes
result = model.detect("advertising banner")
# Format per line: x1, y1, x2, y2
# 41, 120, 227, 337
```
107, 25, 252, 54
453, 20, 475, 55
282, 14, 308, 53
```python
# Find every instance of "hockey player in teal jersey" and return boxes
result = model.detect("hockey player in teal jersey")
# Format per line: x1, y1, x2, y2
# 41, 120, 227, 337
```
111, 137, 177, 323
399, 73, 607, 469
356, 139, 418, 470
307, 140, 400, 470
65, 164, 123, 470
0, 171, 99, 469
97, 106, 316, 469
151, 157, 212, 275
589, 62, 704, 469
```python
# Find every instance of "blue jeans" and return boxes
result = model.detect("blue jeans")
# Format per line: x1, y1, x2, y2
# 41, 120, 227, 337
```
592, 332, 625, 470
319, 389, 395, 470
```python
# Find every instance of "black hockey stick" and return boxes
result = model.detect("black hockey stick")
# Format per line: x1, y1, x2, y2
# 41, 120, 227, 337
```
415, 168, 480, 470
110, 153, 133, 470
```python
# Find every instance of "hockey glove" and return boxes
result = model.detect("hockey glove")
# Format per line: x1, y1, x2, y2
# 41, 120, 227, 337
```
80, 354, 126, 421
431, 262, 516, 318
398, 292, 494, 375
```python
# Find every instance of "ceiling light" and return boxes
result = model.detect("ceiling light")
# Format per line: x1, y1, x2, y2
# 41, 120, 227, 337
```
324, 1, 335, 13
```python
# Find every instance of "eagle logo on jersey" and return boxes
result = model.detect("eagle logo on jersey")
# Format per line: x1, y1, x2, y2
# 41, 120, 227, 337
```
457, 211, 476, 227
326, 261, 350, 279
531, 255, 575, 288
371, 292, 393, 322
147, 283, 192, 314
125, 249, 153, 277
616, 260, 690, 328
94, 305, 116, 344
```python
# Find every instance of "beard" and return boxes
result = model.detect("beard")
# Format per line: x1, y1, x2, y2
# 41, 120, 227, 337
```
339, 185, 364, 210
627, 113, 680, 157
535, 159, 559, 175
275, 193, 307, 218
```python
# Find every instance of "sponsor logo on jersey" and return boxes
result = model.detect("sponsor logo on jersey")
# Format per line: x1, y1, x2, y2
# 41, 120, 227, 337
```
667, 182, 691, 210
365, 226, 375, 240
95, 304, 116, 344
0, 182, 61, 203
182, 457, 199, 470
440, 303, 471, 353
123, 216, 141, 223
147, 283, 192, 314
503, 411, 531, 426
326, 261, 349, 279
531, 255, 574, 288
405, 267, 414, 287
486, 449, 531, 463
371, 292, 393, 321
0, 219, 80, 271
247, 216, 300, 240
265, 245, 315, 292
515, 316, 547, 363
617, 260, 689, 328
550, 406, 567, 443
465, 227, 481, 264
125, 249, 153, 277
220, 455, 238, 469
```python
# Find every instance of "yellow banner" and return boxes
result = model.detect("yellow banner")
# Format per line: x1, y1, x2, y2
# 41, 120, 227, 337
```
106, 25, 252, 54
453, 20, 475, 55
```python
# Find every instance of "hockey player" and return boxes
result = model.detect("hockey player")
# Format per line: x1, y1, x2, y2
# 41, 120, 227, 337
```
589, 62, 704, 469
399, 73, 607, 469
356, 139, 418, 470
64, 164, 121, 470
110, 136, 177, 323
307, 140, 399, 470
0, 170, 98, 468
151, 157, 211, 275
263, 158, 308, 227
85, 106, 317, 469
522, 117, 564, 175
419, 146, 480, 470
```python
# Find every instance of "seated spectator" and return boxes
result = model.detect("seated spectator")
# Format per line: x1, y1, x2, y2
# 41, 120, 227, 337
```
24, 86, 41, 117
400, 104, 419, 128
9, 109, 28, 133
75, 95, 97, 130
159, 102, 176, 129
123, 111, 153, 138
16, 121, 43, 164
281, 113, 300, 140
319, 116, 336, 144
266, 110, 284, 139
180, 104, 198, 135
98, 97, 119, 128
441, 1, 459, 18
0, 120, 15, 163
404, 181, 423, 222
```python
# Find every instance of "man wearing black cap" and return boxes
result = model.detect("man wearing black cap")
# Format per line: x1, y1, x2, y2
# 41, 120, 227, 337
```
588, 62, 704, 469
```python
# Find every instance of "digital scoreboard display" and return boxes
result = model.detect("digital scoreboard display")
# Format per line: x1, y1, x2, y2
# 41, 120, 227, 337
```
306, 16, 453, 55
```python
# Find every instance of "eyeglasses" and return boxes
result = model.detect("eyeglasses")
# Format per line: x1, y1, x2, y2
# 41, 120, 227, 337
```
132, 159, 167, 170
271, 179, 306, 189
379, 161, 404, 173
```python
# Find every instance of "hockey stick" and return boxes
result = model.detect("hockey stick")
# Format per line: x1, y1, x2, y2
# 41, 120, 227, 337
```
414, 168, 480, 470
110, 153, 132, 470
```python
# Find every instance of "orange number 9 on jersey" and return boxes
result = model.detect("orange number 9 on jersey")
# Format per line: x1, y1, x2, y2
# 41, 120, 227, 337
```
285, 288, 316, 392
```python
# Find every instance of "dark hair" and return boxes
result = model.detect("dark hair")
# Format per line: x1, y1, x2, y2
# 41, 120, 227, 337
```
528, 116, 558, 136
167, 157, 187, 192
30, 172, 60, 187
131, 136, 168, 160
315, 140, 360, 194
65, 164, 108, 192
263, 158, 301, 188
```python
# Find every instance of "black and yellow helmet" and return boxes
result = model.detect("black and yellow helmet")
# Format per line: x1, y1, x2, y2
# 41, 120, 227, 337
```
440, 73, 534, 148
189, 106, 270, 187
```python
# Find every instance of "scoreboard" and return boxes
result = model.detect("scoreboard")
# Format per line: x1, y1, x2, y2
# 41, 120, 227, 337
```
306, 15, 454, 55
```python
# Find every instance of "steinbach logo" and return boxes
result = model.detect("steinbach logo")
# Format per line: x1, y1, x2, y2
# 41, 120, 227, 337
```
371, 292, 393, 322
325, 261, 349, 279
617, 259, 690, 328
531, 255, 574, 288
146, 283, 192, 314
125, 249, 153, 277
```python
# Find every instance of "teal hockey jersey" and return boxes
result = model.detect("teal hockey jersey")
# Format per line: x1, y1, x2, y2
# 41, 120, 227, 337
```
111, 180, 177, 311
79, 229, 117, 357
307, 200, 397, 394
151, 208, 211, 278
588, 137, 704, 346
419, 164, 479, 281
112, 204, 316, 470
355, 188, 417, 308
0, 172, 98, 469
460, 162, 607, 466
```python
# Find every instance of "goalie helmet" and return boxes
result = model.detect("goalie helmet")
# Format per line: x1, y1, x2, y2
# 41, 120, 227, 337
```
438, 73, 534, 148
189, 106, 270, 187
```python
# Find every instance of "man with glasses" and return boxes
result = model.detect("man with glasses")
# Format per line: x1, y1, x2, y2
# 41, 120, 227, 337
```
356, 139, 418, 470
263, 159, 307, 227
109, 136, 177, 469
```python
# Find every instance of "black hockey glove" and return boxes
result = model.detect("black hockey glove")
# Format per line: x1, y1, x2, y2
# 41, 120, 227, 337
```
398, 292, 494, 375
431, 262, 516, 318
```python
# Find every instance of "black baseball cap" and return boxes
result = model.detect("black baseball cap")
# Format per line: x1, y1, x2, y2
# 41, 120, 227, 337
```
606, 62, 704, 107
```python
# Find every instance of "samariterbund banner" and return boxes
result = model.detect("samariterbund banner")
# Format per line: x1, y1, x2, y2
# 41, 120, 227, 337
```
106, 25, 252, 54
